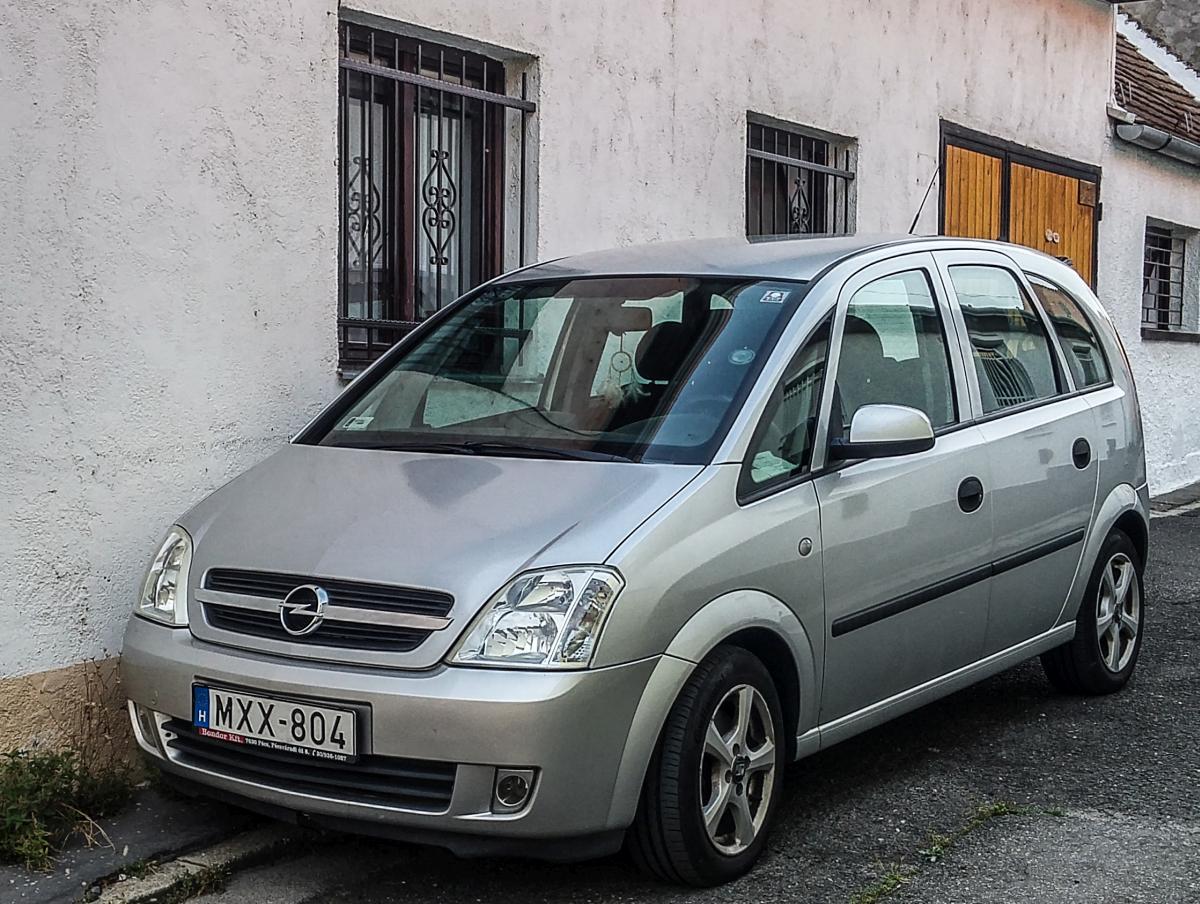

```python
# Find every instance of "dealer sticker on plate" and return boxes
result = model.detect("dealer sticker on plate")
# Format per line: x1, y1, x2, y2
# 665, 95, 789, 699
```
192, 686, 357, 762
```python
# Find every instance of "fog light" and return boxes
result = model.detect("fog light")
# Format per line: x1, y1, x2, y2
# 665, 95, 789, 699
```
493, 768, 535, 812
129, 701, 164, 755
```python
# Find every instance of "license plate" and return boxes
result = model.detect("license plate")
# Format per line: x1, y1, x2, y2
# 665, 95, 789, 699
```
192, 686, 357, 762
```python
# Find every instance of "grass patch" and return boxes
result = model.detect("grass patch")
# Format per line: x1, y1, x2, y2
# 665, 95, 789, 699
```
850, 864, 917, 904
0, 749, 132, 870
963, 800, 1027, 831
850, 800, 1039, 903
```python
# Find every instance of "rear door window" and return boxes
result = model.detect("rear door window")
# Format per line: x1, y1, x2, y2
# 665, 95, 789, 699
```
948, 266, 1061, 414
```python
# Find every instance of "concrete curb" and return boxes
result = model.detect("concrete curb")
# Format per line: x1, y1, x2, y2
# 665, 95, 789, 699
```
89, 825, 300, 904
1150, 481, 1200, 515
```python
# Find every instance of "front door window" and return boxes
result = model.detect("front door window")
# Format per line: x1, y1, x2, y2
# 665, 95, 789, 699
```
832, 269, 957, 440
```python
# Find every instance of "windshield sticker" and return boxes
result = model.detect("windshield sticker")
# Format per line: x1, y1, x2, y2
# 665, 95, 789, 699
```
729, 348, 756, 366
340, 415, 375, 430
760, 289, 789, 304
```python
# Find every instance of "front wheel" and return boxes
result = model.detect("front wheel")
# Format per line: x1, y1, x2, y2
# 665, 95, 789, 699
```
1041, 529, 1145, 695
628, 645, 784, 886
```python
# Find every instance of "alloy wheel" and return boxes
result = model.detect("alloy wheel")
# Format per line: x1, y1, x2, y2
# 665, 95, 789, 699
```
699, 684, 777, 855
1096, 551, 1140, 673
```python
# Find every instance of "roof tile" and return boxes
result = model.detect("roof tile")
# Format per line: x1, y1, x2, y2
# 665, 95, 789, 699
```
1115, 32, 1200, 144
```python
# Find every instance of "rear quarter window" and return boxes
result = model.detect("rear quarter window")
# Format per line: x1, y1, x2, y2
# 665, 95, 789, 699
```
1026, 276, 1112, 390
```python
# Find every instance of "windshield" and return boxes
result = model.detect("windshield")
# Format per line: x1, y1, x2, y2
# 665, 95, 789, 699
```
305, 275, 808, 464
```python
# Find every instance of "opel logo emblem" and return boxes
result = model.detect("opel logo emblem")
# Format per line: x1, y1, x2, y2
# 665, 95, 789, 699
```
279, 584, 329, 636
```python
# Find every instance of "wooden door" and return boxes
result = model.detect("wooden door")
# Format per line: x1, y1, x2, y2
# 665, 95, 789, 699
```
943, 145, 1004, 241
1009, 163, 1098, 287
940, 129, 1100, 288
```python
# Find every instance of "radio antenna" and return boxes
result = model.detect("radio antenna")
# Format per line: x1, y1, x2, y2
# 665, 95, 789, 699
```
908, 163, 941, 235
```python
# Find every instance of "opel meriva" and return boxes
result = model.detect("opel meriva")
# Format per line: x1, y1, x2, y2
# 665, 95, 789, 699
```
123, 236, 1149, 885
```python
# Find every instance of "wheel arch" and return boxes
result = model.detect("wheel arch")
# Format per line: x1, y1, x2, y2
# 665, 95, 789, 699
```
605, 589, 819, 829
1114, 508, 1149, 572
1059, 483, 1149, 625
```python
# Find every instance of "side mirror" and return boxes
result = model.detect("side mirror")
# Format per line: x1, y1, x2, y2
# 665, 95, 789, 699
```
828, 404, 935, 461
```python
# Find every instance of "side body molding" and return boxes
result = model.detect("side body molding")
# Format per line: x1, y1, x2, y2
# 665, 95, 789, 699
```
1055, 482, 1149, 628
605, 590, 820, 829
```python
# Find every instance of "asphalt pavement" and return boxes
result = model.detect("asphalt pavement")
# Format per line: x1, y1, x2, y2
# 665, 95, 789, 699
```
203, 513, 1200, 904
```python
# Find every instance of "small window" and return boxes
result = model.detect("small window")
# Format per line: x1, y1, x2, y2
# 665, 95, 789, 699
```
746, 116, 855, 237
1142, 221, 1199, 333
337, 23, 535, 374
831, 270, 956, 439
743, 317, 832, 493
1143, 224, 1185, 330
949, 266, 1060, 414
1027, 277, 1111, 389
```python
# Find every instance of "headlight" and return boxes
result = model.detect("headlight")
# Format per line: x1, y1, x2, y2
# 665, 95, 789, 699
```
137, 526, 192, 627
450, 567, 624, 669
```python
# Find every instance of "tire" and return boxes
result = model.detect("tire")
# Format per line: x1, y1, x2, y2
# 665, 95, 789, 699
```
628, 645, 785, 886
1041, 529, 1145, 695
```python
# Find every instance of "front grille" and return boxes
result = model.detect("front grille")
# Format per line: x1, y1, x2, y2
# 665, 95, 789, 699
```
204, 603, 429, 652
205, 569, 454, 617
163, 719, 456, 812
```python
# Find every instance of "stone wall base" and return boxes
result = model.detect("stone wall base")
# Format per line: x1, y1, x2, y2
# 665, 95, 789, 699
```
0, 658, 135, 763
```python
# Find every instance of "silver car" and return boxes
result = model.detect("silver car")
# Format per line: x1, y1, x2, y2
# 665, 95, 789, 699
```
122, 235, 1149, 885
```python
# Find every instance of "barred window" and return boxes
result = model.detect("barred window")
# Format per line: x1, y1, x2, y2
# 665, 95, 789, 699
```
1143, 223, 1186, 331
746, 117, 855, 237
338, 23, 535, 374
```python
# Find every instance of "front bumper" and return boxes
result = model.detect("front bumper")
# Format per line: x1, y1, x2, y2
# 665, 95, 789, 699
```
121, 617, 690, 852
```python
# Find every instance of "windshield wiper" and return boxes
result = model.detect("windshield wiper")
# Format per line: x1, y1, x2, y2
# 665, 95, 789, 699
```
362, 440, 632, 463
458, 441, 633, 462
350, 441, 480, 455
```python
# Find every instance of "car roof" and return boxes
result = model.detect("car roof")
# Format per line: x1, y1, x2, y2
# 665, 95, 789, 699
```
499, 233, 1091, 293
503, 234, 917, 284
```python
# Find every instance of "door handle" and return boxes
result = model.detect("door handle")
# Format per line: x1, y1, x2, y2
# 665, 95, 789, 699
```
957, 476, 985, 513
1072, 438, 1092, 470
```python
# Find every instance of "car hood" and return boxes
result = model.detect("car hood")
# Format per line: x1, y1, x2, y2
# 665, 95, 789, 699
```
181, 444, 701, 668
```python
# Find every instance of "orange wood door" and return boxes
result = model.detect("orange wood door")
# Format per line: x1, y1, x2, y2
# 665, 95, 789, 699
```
943, 145, 1004, 241
1009, 163, 1097, 287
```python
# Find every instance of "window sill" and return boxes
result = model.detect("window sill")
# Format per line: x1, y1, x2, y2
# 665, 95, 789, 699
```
1141, 327, 1200, 344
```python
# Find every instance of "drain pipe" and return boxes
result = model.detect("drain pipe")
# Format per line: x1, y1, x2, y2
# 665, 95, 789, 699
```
1115, 122, 1200, 168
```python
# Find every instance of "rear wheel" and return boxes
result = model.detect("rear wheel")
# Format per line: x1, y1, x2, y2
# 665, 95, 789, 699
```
1041, 529, 1144, 695
628, 645, 784, 886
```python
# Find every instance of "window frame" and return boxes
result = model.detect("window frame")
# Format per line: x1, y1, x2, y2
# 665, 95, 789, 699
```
933, 251, 1078, 425
1025, 273, 1114, 394
336, 21, 536, 376
736, 313, 834, 503
812, 255, 971, 474
828, 266, 962, 445
1140, 219, 1200, 339
745, 114, 856, 239
938, 122, 1102, 290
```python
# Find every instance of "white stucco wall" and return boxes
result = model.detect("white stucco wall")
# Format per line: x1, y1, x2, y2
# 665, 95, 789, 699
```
1098, 136, 1200, 493
0, 0, 1121, 682
346, 0, 1113, 249
0, 0, 342, 680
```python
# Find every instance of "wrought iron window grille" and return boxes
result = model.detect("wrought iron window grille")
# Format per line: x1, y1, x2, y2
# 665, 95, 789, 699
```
746, 119, 855, 238
338, 23, 535, 372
